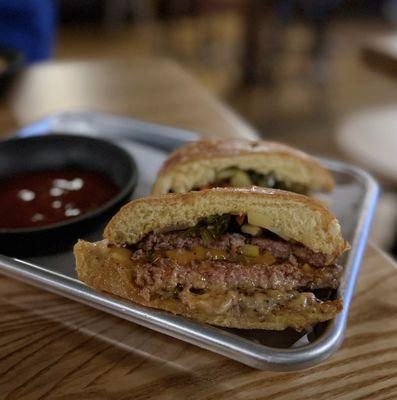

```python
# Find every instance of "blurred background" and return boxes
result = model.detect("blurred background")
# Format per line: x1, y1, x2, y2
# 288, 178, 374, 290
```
0, 0, 396, 254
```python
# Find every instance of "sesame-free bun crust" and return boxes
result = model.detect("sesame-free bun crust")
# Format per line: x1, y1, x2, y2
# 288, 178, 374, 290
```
104, 187, 348, 262
151, 139, 334, 194
74, 240, 342, 331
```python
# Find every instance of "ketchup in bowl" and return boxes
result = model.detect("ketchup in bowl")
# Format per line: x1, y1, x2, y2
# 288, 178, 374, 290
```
0, 134, 137, 256
0, 169, 118, 229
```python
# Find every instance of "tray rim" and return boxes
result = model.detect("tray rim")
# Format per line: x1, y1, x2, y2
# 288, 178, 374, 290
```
0, 112, 379, 371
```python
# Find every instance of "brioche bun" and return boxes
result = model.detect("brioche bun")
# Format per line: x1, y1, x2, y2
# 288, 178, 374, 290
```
104, 187, 348, 262
152, 139, 334, 194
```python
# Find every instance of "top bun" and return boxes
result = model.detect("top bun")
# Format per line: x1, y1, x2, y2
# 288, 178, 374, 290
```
152, 139, 334, 194
104, 187, 348, 263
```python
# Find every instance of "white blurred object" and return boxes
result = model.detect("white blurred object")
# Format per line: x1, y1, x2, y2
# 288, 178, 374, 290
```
370, 192, 397, 249
337, 105, 397, 184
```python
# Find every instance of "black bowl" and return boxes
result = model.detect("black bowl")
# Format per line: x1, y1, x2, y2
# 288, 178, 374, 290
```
0, 134, 137, 256
0, 47, 24, 100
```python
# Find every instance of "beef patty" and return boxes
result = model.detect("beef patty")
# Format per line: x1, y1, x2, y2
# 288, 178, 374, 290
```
134, 232, 330, 266
134, 257, 341, 302
118, 232, 342, 303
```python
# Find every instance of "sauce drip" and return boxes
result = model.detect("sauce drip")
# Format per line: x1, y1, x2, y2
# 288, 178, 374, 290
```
0, 169, 118, 229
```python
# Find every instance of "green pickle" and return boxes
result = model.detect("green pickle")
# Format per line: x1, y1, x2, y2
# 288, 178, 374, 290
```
216, 167, 238, 181
213, 168, 308, 194
230, 170, 252, 187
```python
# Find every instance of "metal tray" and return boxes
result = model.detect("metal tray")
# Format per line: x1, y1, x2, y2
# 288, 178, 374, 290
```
0, 111, 379, 371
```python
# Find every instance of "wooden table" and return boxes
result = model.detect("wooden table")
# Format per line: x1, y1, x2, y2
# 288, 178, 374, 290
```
1, 60, 397, 400
9, 59, 256, 140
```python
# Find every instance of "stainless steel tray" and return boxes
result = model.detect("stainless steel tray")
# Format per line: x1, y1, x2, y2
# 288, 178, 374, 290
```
0, 111, 379, 371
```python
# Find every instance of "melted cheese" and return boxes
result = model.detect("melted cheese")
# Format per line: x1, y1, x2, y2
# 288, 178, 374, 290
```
241, 251, 276, 265
180, 290, 238, 314
179, 289, 320, 317
164, 247, 276, 266
164, 247, 227, 263
109, 247, 135, 266
108, 245, 277, 267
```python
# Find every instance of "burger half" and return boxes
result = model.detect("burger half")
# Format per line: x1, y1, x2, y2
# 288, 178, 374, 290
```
74, 187, 348, 331
151, 139, 334, 195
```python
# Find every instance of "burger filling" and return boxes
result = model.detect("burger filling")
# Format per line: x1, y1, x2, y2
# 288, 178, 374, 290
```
108, 214, 342, 330
199, 168, 309, 194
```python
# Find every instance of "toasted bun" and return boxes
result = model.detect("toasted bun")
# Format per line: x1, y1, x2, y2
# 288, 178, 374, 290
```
74, 240, 342, 330
104, 187, 348, 261
151, 139, 334, 194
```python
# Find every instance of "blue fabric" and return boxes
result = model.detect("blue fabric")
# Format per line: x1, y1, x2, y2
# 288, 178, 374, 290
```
0, 0, 56, 63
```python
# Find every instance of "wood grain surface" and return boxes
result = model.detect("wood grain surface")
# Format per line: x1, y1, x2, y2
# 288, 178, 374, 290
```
0, 59, 396, 400
10, 59, 256, 140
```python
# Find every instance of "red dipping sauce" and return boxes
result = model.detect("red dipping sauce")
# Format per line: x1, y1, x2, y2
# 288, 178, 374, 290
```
0, 170, 118, 229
